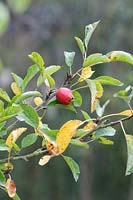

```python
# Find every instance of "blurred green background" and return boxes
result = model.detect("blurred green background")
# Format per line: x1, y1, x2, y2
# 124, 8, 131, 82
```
0, 0, 133, 199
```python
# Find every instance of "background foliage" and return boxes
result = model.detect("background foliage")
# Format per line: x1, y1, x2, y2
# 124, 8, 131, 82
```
0, 0, 133, 200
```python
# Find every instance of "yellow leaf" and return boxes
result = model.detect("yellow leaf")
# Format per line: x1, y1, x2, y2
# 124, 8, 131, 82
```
91, 98, 97, 113
95, 81, 103, 99
38, 117, 43, 128
83, 121, 97, 131
6, 127, 27, 148
34, 118, 44, 137
11, 82, 21, 95
34, 97, 43, 106
78, 67, 94, 82
6, 178, 16, 198
56, 120, 82, 154
91, 81, 103, 113
119, 110, 133, 117
39, 155, 52, 166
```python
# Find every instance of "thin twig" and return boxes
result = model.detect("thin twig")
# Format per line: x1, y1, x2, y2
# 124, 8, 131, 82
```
0, 148, 48, 163
79, 115, 133, 140
100, 113, 122, 121
101, 115, 133, 128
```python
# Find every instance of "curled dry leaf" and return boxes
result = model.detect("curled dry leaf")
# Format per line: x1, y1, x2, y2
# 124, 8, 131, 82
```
6, 127, 27, 148
56, 120, 82, 154
6, 178, 16, 198
39, 155, 52, 166
46, 141, 59, 155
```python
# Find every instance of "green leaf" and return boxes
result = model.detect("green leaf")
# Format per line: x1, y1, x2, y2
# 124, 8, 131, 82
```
11, 73, 23, 89
0, 139, 8, 151
45, 74, 55, 88
0, 121, 6, 130
8, 0, 31, 14
64, 51, 75, 67
0, 170, 6, 186
0, 163, 7, 171
0, 106, 22, 123
12, 193, 21, 200
14, 91, 42, 104
75, 37, 85, 56
74, 129, 88, 138
0, 100, 4, 109
45, 65, 61, 75
81, 110, 90, 120
95, 76, 123, 86
0, 107, 4, 114
47, 100, 77, 113
72, 91, 82, 107
86, 79, 96, 98
70, 139, 89, 149
94, 127, 116, 139
107, 51, 133, 65
0, 2, 10, 36
11, 142, 20, 152
125, 134, 133, 175
83, 53, 110, 67
96, 99, 110, 117
39, 125, 58, 141
62, 155, 80, 182
37, 74, 45, 88
0, 128, 7, 137
0, 88, 11, 102
28, 52, 45, 70
85, 79, 97, 112
17, 104, 39, 128
97, 137, 114, 145
22, 64, 40, 90
21, 133, 37, 148
84, 21, 100, 48
114, 86, 132, 102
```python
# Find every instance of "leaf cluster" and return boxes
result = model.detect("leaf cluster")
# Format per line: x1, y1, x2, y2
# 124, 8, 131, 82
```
0, 21, 133, 199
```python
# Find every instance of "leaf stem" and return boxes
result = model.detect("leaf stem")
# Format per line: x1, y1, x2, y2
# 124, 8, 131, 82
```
120, 121, 126, 137
86, 139, 95, 144
100, 113, 122, 121
7, 119, 19, 131
70, 82, 79, 89
73, 85, 89, 91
